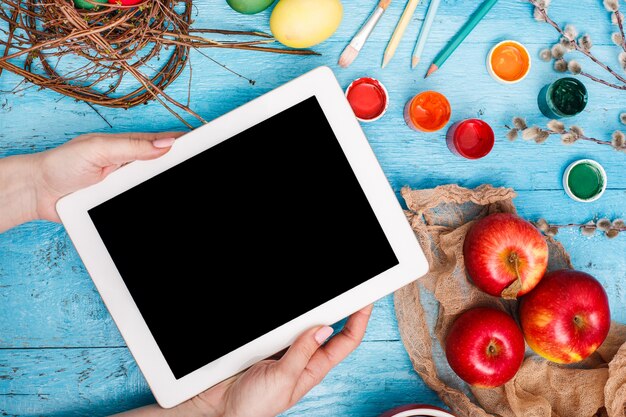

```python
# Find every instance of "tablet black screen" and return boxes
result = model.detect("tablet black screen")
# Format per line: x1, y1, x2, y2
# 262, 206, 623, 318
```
88, 96, 399, 379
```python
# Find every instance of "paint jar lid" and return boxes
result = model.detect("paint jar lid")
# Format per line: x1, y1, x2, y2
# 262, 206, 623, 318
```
487, 40, 531, 84
404, 91, 451, 132
345, 77, 389, 122
562, 159, 607, 203
446, 119, 494, 159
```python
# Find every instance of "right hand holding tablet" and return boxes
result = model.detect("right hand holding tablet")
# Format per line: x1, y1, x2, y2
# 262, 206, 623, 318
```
114, 304, 372, 417
194, 304, 373, 417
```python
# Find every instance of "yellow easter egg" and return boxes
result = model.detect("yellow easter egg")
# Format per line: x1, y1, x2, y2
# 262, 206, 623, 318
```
270, 0, 343, 48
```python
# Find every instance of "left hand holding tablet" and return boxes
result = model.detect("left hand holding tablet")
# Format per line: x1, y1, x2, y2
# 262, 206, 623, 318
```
0, 132, 182, 233
31, 132, 184, 222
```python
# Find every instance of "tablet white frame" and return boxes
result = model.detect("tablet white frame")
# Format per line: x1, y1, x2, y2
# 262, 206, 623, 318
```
57, 66, 429, 408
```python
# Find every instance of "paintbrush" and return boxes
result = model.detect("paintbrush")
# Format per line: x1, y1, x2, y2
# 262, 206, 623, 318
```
339, 0, 392, 68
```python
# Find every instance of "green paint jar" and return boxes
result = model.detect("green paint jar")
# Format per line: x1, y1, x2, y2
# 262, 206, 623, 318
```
538, 77, 588, 119
563, 159, 607, 203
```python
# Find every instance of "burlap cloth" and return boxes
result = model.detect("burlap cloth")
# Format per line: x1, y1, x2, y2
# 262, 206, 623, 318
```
394, 184, 626, 417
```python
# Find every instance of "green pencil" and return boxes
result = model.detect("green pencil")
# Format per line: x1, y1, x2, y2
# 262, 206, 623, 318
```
425, 0, 498, 78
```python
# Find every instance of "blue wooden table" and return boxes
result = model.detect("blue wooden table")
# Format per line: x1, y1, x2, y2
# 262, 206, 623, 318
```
1, 0, 625, 415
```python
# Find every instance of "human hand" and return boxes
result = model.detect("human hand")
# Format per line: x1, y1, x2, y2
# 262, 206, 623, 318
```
32, 132, 183, 222
117, 305, 373, 417
191, 305, 373, 417
0, 132, 183, 232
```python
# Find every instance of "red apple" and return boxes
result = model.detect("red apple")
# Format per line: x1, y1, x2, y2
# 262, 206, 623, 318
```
463, 213, 548, 299
519, 269, 610, 364
445, 307, 525, 387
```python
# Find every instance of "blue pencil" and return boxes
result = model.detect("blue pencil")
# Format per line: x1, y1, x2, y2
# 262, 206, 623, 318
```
411, 0, 441, 68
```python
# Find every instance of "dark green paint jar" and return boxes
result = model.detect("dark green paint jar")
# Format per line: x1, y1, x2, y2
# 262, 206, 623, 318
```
538, 77, 588, 119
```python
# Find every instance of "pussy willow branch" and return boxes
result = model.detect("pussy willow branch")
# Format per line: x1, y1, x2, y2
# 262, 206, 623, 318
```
505, 123, 625, 150
547, 223, 626, 231
529, 0, 626, 90
579, 69, 626, 90
543, 130, 618, 147
615, 6, 626, 53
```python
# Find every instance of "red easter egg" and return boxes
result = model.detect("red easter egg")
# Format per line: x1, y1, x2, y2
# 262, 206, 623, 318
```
108, 0, 144, 6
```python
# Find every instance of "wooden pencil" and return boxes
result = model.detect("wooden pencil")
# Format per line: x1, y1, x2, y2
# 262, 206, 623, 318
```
425, 0, 498, 77
411, 0, 441, 68
382, 0, 421, 69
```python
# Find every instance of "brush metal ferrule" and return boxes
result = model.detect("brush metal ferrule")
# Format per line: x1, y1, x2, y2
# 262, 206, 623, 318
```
350, 7, 385, 52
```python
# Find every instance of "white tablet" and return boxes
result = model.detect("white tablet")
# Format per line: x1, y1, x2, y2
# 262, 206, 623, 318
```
57, 66, 428, 408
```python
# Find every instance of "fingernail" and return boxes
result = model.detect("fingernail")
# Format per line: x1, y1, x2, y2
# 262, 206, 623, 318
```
314, 326, 333, 345
152, 137, 176, 149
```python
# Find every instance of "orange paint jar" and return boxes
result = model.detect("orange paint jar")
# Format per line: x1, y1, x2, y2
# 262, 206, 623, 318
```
487, 40, 531, 84
403, 91, 451, 132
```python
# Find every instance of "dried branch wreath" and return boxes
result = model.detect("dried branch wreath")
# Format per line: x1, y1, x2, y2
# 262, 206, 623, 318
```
0, 0, 316, 127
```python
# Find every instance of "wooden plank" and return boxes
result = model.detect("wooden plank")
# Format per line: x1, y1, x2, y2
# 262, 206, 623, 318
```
1, 0, 625, 415
0, 347, 156, 416
0, 341, 445, 417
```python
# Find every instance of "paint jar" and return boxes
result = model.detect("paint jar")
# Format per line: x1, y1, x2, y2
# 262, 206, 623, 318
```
404, 91, 451, 132
563, 159, 607, 203
345, 77, 389, 122
446, 119, 494, 159
487, 40, 531, 84
379, 404, 457, 417
538, 77, 588, 119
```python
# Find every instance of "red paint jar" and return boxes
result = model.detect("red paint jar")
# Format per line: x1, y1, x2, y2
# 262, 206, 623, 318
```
446, 118, 494, 159
345, 77, 389, 122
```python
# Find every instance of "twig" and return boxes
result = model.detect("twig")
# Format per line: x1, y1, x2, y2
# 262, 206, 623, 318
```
505, 118, 626, 152
0, 8, 18, 77
189, 29, 273, 39
579, 70, 626, 90
529, 0, 626, 90
534, 218, 625, 239
614, 7, 626, 53
193, 47, 255, 85
85, 101, 113, 128
543, 130, 621, 147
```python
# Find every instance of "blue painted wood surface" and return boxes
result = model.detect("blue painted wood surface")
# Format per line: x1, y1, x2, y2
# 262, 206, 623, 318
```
1, 0, 626, 415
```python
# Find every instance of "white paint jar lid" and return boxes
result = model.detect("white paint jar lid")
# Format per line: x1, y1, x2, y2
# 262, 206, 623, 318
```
562, 159, 608, 203
486, 40, 532, 84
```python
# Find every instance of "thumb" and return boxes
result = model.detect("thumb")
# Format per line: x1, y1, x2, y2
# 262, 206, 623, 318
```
276, 325, 334, 380
94, 134, 178, 166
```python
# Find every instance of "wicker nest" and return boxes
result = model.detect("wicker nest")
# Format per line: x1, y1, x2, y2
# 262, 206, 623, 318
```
0, 0, 315, 127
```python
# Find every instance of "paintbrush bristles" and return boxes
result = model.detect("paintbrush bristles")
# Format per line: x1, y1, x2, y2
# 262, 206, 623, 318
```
338, 45, 359, 68
379, 0, 392, 10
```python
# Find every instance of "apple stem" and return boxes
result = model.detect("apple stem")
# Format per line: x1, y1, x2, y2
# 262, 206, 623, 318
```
501, 252, 523, 300
573, 315, 584, 328
509, 252, 521, 279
